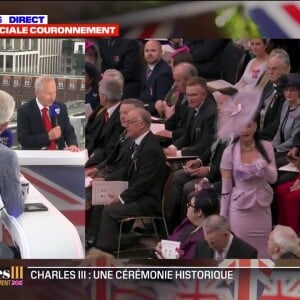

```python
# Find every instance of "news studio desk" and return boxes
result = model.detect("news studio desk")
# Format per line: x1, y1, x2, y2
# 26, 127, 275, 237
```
15, 150, 86, 247
1, 182, 84, 259
15, 150, 86, 166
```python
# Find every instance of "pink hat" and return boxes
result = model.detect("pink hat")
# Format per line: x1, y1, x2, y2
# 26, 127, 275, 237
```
85, 40, 95, 51
171, 45, 191, 58
217, 88, 262, 139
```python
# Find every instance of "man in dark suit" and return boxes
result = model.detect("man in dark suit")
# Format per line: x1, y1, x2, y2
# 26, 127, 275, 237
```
140, 40, 173, 116
165, 95, 230, 232
85, 99, 145, 246
85, 69, 124, 152
87, 108, 166, 255
185, 39, 230, 79
97, 38, 142, 99
164, 76, 216, 157
258, 49, 290, 140
194, 215, 258, 260
85, 77, 124, 168
155, 62, 198, 142
166, 139, 229, 232
86, 98, 145, 182
17, 75, 79, 151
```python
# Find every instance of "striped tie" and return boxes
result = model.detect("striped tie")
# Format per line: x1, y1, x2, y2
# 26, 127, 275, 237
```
146, 67, 152, 80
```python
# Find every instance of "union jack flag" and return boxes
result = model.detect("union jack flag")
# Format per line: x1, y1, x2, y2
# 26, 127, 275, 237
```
105, 275, 232, 300
261, 271, 300, 299
244, 1, 300, 38
21, 166, 85, 243
219, 259, 274, 300
113, 1, 300, 39
92, 258, 300, 300
11, 280, 23, 286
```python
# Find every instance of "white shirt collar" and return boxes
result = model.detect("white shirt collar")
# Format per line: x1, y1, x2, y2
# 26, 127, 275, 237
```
147, 61, 158, 71
106, 102, 120, 118
214, 233, 233, 259
135, 130, 150, 146
223, 233, 233, 257
36, 98, 48, 111
195, 100, 205, 115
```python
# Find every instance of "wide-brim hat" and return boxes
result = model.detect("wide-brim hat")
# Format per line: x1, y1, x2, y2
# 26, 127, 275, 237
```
278, 73, 300, 88
217, 88, 262, 140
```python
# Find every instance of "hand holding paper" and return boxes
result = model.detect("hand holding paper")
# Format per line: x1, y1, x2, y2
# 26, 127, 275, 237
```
161, 240, 181, 259
92, 181, 128, 206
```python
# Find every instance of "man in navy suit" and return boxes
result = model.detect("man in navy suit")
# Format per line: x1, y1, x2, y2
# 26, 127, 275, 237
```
140, 40, 173, 115
17, 75, 79, 151
87, 108, 166, 255
194, 215, 257, 260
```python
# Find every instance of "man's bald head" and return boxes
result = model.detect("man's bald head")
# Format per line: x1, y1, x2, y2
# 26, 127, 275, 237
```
144, 40, 162, 64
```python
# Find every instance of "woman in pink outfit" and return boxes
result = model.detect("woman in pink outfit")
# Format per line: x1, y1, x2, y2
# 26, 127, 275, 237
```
220, 120, 277, 258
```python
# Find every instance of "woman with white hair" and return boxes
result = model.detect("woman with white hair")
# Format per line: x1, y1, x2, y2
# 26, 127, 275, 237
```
268, 225, 300, 260
0, 90, 24, 258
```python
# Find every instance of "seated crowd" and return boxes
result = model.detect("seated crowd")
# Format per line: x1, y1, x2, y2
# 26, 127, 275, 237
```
84, 38, 300, 261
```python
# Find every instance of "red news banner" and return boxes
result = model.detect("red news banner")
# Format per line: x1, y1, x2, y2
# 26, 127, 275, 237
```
0, 24, 119, 38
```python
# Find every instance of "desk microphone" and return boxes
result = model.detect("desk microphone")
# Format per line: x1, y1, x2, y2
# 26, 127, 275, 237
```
0, 128, 14, 148
49, 104, 61, 127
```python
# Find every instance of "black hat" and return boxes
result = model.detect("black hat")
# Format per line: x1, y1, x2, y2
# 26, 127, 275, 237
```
278, 73, 300, 88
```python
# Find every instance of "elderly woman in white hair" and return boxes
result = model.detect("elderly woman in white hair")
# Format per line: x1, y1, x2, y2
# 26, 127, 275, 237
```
268, 225, 300, 260
0, 90, 24, 258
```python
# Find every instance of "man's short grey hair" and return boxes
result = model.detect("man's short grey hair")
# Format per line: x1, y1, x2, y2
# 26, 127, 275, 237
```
203, 215, 231, 233
121, 98, 145, 108
102, 69, 124, 89
0, 90, 15, 125
35, 75, 55, 92
99, 78, 123, 102
135, 107, 151, 128
269, 49, 291, 72
174, 62, 198, 79
271, 225, 299, 255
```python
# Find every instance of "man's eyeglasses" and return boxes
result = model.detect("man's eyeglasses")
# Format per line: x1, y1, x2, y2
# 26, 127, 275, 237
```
186, 93, 203, 98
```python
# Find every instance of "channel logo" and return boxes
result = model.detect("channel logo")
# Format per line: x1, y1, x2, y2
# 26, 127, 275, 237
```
0, 266, 24, 286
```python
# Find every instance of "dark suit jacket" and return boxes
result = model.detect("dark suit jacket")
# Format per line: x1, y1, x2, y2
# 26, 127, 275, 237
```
85, 103, 123, 167
185, 39, 230, 79
258, 81, 284, 140
140, 59, 173, 115
206, 139, 229, 183
173, 97, 217, 156
120, 131, 166, 215
165, 94, 189, 141
98, 133, 134, 181
17, 99, 77, 150
97, 38, 142, 98
85, 104, 104, 152
194, 235, 258, 259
